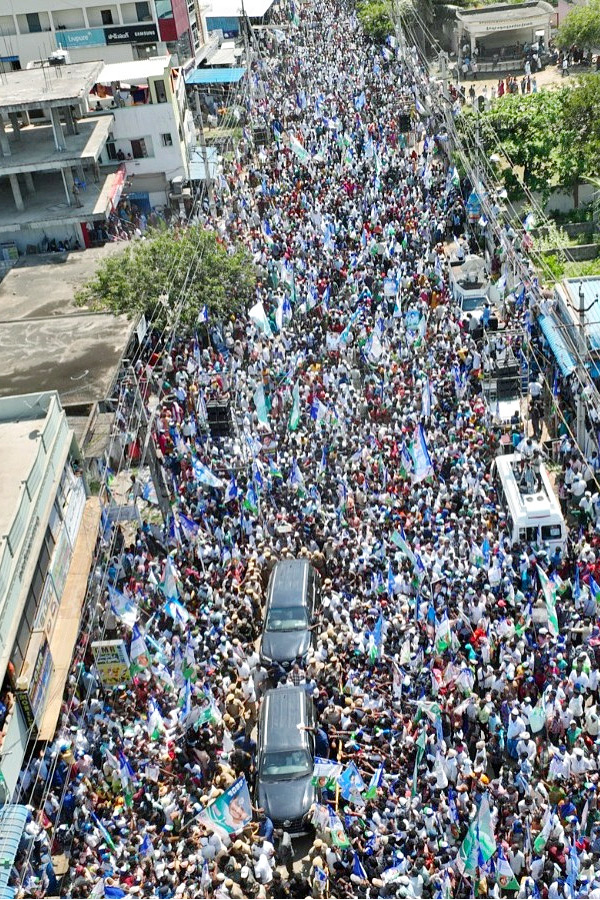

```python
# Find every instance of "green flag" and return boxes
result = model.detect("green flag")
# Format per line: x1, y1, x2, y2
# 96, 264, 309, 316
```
289, 382, 301, 431
435, 613, 452, 654
537, 566, 559, 637
253, 384, 269, 427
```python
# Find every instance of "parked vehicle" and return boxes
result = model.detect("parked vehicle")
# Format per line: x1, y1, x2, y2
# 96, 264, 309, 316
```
256, 686, 316, 834
260, 559, 321, 668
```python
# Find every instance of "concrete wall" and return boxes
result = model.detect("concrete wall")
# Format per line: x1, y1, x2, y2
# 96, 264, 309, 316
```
512, 182, 596, 215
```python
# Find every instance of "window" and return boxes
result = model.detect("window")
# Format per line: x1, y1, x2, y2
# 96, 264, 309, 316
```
101, 9, 114, 25
161, 132, 173, 147
26, 12, 42, 32
542, 523, 563, 540
136, 1, 152, 20
155, 0, 173, 18
130, 138, 149, 158
154, 78, 167, 103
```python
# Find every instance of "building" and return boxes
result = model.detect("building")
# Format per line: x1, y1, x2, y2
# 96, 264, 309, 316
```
0, 0, 205, 71
0, 61, 126, 256
93, 55, 195, 209
0, 391, 101, 797
203, 0, 277, 38
455, 1, 554, 60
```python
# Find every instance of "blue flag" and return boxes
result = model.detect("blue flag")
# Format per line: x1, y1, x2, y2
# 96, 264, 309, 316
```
179, 513, 199, 542
352, 852, 368, 880
387, 562, 395, 599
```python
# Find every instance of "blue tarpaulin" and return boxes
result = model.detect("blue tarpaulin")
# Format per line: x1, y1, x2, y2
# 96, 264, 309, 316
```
185, 67, 246, 85
538, 314, 577, 377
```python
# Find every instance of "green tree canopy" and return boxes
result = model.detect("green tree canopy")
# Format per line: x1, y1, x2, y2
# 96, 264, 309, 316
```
457, 78, 600, 201
75, 225, 256, 330
556, 0, 600, 50
357, 1, 394, 42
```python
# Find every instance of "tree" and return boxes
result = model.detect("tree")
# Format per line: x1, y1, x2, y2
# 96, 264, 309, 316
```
559, 75, 600, 198
556, 0, 600, 50
456, 82, 600, 204
457, 90, 567, 199
75, 225, 256, 330
357, 1, 394, 42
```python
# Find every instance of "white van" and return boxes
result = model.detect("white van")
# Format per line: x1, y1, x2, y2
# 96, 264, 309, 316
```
493, 452, 566, 551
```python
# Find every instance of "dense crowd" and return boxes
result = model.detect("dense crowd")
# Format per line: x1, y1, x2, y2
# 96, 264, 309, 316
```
12, 1, 600, 898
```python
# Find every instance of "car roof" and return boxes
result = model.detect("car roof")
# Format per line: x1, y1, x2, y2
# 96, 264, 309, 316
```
267, 558, 311, 608
260, 686, 312, 750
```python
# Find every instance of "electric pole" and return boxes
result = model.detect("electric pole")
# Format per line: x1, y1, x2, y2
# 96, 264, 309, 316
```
240, 0, 255, 126
194, 89, 217, 219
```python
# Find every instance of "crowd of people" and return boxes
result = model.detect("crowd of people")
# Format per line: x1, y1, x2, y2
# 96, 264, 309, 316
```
12, 0, 600, 898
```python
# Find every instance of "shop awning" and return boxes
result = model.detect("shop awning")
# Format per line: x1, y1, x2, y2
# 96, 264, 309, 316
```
538, 314, 577, 377
0, 804, 29, 898
185, 67, 246, 85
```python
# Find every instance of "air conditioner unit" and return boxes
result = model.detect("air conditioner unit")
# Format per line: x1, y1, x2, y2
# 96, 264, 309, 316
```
170, 176, 184, 196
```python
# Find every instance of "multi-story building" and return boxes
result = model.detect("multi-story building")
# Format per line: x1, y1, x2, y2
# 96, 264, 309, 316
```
0, 0, 207, 72
0, 61, 122, 255
94, 54, 195, 210
0, 391, 100, 798
0, 57, 195, 255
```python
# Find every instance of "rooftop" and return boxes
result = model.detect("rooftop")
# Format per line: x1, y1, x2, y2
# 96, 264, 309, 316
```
0, 416, 47, 544
457, 0, 552, 13
97, 56, 171, 85
0, 62, 104, 113
0, 247, 135, 407
0, 116, 113, 175
205, 0, 276, 17
0, 313, 135, 406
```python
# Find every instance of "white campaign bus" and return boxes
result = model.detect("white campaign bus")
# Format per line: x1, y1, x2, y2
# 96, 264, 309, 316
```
493, 452, 567, 551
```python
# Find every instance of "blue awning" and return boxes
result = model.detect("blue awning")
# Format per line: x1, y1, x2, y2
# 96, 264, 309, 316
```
185, 67, 246, 85
538, 314, 577, 377
0, 804, 29, 898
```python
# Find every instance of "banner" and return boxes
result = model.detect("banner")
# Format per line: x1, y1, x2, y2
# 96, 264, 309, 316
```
197, 776, 252, 837
92, 640, 130, 688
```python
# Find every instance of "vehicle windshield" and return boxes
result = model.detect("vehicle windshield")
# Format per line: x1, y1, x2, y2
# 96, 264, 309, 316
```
462, 296, 485, 312
266, 606, 309, 631
261, 749, 312, 779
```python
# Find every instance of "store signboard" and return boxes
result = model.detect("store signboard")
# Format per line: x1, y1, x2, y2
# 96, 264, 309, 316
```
104, 24, 159, 44
17, 633, 53, 729
56, 28, 106, 48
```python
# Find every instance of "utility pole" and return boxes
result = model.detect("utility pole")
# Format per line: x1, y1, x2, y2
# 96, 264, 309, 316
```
194, 89, 217, 219
240, 0, 255, 126
438, 51, 450, 103
129, 367, 172, 523
576, 282, 588, 449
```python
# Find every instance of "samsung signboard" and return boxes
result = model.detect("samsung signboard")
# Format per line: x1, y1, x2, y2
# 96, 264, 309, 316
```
56, 27, 106, 48
105, 24, 159, 44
